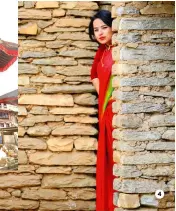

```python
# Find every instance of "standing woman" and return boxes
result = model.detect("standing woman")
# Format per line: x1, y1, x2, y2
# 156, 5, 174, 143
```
89, 10, 117, 211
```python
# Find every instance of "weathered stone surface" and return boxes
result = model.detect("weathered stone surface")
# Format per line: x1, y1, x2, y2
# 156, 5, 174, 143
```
114, 6, 140, 16
57, 32, 90, 41
113, 130, 161, 141
72, 40, 98, 48
24, 1, 35, 8
148, 115, 175, 127
72, 166, 96, 174
55, 18, 89, 27
32, 57, 77, 66
37, 20, 54, 29
40, 200, 95, 210
21, 50, 56, 58
67, 10, 95, 17
31, 76, 63, 84
74, 137, 97, 150
20, 40, 45, 48
114, 178, 167, 193
59, 49, 95, 58
19, 138, 47, 150
162, 130, 175, 141
141, 4, 175, 14
74, 93, 98, 105
65, 76, 90, 83
18, 126, 26, 137
18, 150, 28, 164
0, 175, 41, 188
19, 63, 39, 75
52, 124, 98, 136
36, 1, 59, 8
132, 2, 148, 9
112, 32, 141, 44
18, 1, 24, 7
46, 40, 71, 49
19, 94, 74, 106
19, 23, 38, 35
0, 198, 39, 209
27, 125, 51, 136
18, 76, 30, 86
11, 190, 21, 197
47, 137, 74, 151
0, 190, 11, 199
19, 87, 37, 94
112, 90, 139, 101
53, 9, 66, 17
113, 102, 169, 114
114, 152, 175, 165
114, 140, 146, 152
42, 84, 95, 94
114, 46, 175, 61
112, 62, 175, 76
142, 33, 175, 43
141, 165, 175, 177
22, 188, 66, 200
64, 115, 98, 124
113, 114, 142, 128
113, 164, 142, 178
45, 26, 86, 33
19, 8, 52, 19
113, 76, 173, 87
41, 66, 56, 76
115, 209, 157, 211
29, 151, 96, 165
60, 2, 98, 10
18, 106, 27, 116
36, 166, 72, 174
56, 65, 90, 76
35, 33, 57, 41
146, 141, 175, 150
115, 18, 175, 30
30, 106, 48, 115
67, 188, 96, 200
118, 193, 140, 208
18, 165, 35, 173
42, 174, 95, 188
140, 194, 159, 207
140, 90, 175, 98
50, 106, 97, 115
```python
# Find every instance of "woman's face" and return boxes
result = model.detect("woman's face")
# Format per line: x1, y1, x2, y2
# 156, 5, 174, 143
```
93, 18, 113, 45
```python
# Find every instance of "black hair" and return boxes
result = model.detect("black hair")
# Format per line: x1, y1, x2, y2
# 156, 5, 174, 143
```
88, 10, 113, 42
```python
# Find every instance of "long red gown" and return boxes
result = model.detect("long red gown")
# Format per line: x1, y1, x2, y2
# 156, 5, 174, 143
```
91, 44, 117, 211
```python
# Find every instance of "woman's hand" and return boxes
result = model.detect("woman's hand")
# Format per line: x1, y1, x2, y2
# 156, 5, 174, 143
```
91, 78, 99, 95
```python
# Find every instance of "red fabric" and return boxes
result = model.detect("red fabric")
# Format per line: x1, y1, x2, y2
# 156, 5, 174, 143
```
91, 45, 118, 211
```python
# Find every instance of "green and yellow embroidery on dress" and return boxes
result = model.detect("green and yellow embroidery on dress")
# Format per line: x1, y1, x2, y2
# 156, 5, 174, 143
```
101, 75, 114, 118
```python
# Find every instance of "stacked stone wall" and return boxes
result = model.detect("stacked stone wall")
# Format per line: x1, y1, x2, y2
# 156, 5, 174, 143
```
0, 1, 109, 210
111, 1, 175, 210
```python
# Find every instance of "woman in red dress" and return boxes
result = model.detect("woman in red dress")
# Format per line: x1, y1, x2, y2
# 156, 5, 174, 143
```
89, 10, 117, 211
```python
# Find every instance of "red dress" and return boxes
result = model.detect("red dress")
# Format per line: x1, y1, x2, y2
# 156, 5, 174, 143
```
91, 44, 117, 211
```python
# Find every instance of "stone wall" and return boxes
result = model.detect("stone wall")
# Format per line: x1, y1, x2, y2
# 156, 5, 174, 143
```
111, 1, 175, 210
0, 1, 109, 210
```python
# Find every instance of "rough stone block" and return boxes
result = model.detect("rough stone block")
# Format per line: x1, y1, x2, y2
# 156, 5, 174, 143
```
52, 124, 98, 136
114, 178, 167, 193
118, 193, 140, 208
19, 8, 52, 19
29, 151, 96, 165
114, 17, 175, 30
19, 94, 74, 106
42, 174, 95, 188
114, 46, 175, 61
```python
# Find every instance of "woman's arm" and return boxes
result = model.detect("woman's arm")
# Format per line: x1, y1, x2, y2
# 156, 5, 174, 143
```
92, 78, 99, 94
